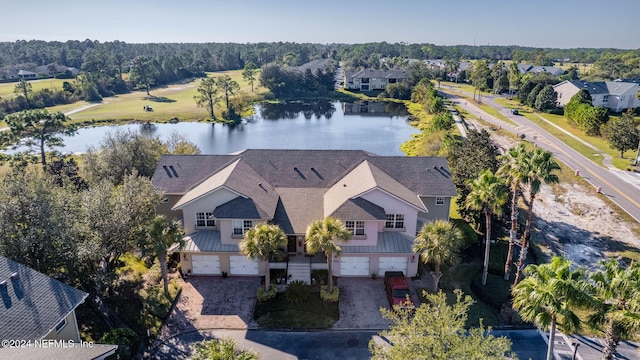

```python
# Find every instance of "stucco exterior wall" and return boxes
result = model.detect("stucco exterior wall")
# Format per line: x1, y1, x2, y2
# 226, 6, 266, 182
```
360, 189, 419, 236
178, 188, 239, 233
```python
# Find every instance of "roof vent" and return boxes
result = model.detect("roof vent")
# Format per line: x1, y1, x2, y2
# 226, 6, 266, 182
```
10, 273, 18, 280
0, 280, 6, 287
163, 165, 172, 178
169, 165, 179, 178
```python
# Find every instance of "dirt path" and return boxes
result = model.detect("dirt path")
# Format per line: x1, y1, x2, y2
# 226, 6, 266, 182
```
468, 118, 640, 267
64, 103, 103, 116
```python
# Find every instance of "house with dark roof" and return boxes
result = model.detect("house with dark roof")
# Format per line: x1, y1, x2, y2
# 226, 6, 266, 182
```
0, 256, 89, 343
152, 150, 456, 282
344, 69, 407, 91
517, 64, 564, 77
553, 80, 640, 112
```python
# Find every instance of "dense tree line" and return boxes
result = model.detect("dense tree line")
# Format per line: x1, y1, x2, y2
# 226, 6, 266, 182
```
259, 62, 336, 98
2, 40, 638, 78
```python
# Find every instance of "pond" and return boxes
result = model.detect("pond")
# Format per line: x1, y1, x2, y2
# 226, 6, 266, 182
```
15, 101, 419, 156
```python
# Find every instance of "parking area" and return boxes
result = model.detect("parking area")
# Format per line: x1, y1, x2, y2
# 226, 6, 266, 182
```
331, 277, 392, 329
156, 276, 260, 342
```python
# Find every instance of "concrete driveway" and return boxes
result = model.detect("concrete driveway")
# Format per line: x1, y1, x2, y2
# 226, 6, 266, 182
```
332, 277, 392, 329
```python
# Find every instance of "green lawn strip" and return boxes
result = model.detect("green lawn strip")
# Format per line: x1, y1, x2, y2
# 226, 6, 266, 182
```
0, 78, 69, 98
476, 102, 516, 126
519, 111, 605, 166
254, 292, 339, 329
37, 70, 265, 124
536, 112, 637, 170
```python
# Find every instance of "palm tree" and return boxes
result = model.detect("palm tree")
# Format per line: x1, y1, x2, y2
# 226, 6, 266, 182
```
497, 143, 531, 280
146, 215, 184, 297
512, 257, 590, 360
513, 148, 560, 285
413, 220, 464, 292
465, 169, 508, 286
587, 258, 640, 360
240, 223, 287, 291
305, 217, 352, 293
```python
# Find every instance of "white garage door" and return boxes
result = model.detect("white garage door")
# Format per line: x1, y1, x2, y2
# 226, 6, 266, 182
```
229, 255, 259, 275
340, 256, 370, 276
378, 257, 408, 276
191, 255, 221, 275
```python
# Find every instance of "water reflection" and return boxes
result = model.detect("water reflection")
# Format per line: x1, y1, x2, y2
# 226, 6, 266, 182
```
4, 101, 417, 156
259, 100, 336, 120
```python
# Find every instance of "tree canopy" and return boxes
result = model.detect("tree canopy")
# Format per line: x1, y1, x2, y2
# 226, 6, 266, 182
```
370, 290, 517, 360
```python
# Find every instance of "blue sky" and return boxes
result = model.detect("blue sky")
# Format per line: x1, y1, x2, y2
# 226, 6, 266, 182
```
1, 0, 638, 49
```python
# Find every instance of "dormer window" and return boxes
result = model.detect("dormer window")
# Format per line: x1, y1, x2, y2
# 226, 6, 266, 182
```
345, 221, 365, 236
385, 214, 405, 229
233, 220, 253, 236
196, 212, 215, 227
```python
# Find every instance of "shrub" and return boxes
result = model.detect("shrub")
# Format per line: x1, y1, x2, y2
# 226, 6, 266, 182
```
320, 285, 339, 302
312, 270, 328, 285
285, 280, 309, 304
257, 285, 277, 302
98, 328, 140, 360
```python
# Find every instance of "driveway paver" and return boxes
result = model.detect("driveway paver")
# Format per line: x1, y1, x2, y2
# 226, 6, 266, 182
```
331, 277, 391, 329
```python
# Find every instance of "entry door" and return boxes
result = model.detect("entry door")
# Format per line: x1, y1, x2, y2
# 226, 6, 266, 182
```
287, 236, 297, 253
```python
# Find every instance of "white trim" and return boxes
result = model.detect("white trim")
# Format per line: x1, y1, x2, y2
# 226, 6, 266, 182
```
172, 186, 247, 210
355, 187, 425, 212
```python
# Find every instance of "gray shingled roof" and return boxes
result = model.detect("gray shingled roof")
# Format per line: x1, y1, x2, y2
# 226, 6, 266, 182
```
344, 69, 407, 79
0, 256, 88, 341
183, 231, 240, 253
330, 198, 387, 220
272, 188, 325, 234
0, 344, 117, 360
152, 155, 236, 194
341, 232, 414, 254
154, 150, 455, 196
561, 80, 638, 96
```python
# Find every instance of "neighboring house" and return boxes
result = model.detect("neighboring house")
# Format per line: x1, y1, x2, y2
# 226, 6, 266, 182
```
0, 257, 118, 359
344, 69, 407, 91
152, 150, 456, 282
517, 64, 564, 77
0, 256, 87, 342
17, 70, 38, 79
35, 63, 80, 76
553, 80, 640, 112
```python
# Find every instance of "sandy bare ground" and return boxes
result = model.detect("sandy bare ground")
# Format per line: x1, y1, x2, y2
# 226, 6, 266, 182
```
468, 119, 640, 268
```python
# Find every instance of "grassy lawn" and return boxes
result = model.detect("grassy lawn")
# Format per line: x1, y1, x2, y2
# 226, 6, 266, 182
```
0, 78, 69, 98
254, 291, 339, 329
42, 70, 266, 125
423, 262, 500, 327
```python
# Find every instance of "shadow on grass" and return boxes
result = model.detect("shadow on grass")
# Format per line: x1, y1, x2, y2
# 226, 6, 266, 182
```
144, 95, 177, 103
254, 292, 339, 329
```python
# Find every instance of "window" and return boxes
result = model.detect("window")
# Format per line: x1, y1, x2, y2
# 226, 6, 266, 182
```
435, 197, 445, 206
196, 212, 215, 227
345, 221, 365, 236
161, 197, 169, 203
385, 214, 405, 229
55, 318, 67, 333
233, 220, 253, 235
361, 78, 370, 84
621, 96, 625, 102
603, 95, 609, 103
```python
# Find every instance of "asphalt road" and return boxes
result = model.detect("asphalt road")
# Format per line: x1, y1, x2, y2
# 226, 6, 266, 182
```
149, 329, 548, 359
439, 86, 640, 224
